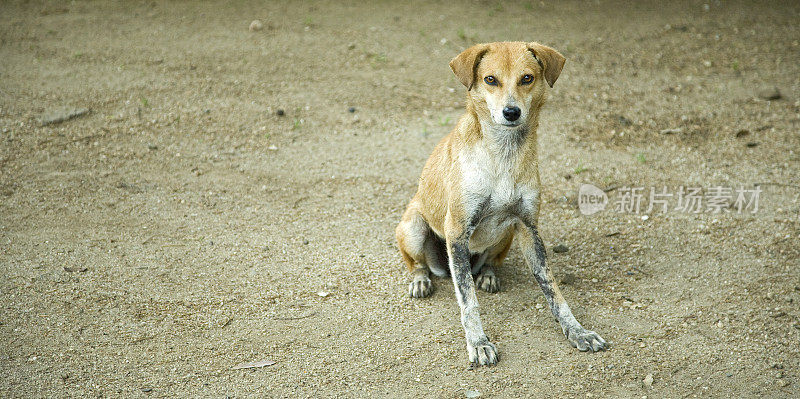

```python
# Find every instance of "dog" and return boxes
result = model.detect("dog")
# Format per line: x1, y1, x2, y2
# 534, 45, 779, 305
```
395, 41, 607, 366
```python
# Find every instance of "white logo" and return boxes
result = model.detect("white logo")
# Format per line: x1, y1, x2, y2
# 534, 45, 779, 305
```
578, 184, 608, 215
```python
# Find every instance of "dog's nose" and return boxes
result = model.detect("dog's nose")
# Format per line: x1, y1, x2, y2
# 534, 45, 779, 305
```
502, 106, 521, 122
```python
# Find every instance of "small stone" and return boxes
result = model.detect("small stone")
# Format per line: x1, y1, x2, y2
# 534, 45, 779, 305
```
148, 144, 158, 150
643, 373, 654, 388
276, 109, 285, 116
268, 145, 278, 151
303, 239, 309, 245
535, 303, 544, 309
317, 291, 330, 297
560, 273, 576, 286
703, 60, 712, 67
553, 243, 569, 253
745, 142, 759, 148
465, 390, 481, 398
142, 387, 153, 392
778, 379, 790, 387
735, 129, 749, 138
40, 107, 90, 126
757, 87, 781, 101
348, 107, 356, 113
659, 127, 682, 135
249, 20, 264, 32
616, 115, 632, 126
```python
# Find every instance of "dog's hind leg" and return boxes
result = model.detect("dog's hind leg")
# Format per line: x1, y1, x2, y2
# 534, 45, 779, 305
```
396, 208, 437, 298
475, 232, 513, 293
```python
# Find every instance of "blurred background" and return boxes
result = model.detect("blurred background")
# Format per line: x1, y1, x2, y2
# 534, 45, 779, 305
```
1, 1, 798, 397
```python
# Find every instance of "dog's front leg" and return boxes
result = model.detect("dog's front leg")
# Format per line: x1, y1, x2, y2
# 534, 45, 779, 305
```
445, 215, 498, 366
516, 223, 608, 352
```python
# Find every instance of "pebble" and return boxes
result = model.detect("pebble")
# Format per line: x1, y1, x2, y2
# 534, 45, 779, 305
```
643, 373, 654, 388
735, 129, 749, 138
276, 109, 285, 116
249, 20, 264, 32
348, 107, 356, 113
40, 107, 90, 126
553, 243, 569, 253
745, 142, 759, 148
560, 273, 576, 286
757, 87, 781, 100
616, 115, 632, 126
465, 390, 481, 398
659, 128, 682, 135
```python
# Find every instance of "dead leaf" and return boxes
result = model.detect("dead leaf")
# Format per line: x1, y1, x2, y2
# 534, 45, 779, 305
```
232, 359, 276, 370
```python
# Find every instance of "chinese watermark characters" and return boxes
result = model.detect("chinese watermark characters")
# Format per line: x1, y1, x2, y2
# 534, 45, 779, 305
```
578, 184, 762, 215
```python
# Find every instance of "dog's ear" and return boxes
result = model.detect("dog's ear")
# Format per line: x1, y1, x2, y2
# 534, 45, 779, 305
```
527, 42, 566, 88
449, 44, 490, 90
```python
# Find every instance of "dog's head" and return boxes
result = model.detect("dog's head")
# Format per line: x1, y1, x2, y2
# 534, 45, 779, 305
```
450, 42, 565, 129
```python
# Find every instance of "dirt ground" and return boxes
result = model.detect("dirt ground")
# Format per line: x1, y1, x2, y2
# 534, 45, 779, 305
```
1, 1, 799, 397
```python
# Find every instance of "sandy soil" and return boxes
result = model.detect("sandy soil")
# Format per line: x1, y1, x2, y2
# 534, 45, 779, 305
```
1, 1, 799, 397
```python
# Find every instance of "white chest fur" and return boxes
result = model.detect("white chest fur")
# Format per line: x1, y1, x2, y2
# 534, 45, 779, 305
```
458, 145, 539, 253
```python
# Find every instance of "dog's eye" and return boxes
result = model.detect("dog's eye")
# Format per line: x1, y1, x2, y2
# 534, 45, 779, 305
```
484, 76, 497, 86
520, 74, 533, 85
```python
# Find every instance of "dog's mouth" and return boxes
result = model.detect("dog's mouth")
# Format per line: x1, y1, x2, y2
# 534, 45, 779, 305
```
499, 121, 522, 127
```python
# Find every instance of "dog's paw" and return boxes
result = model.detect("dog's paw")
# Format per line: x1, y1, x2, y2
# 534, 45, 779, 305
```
467, 338, 498, 366
565, 327, 608, 352
408, 275, 433, 298
475, 272, 500, 293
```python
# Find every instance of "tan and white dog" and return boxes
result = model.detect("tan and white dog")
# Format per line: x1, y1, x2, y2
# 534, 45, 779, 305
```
396, 41, 607, 366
